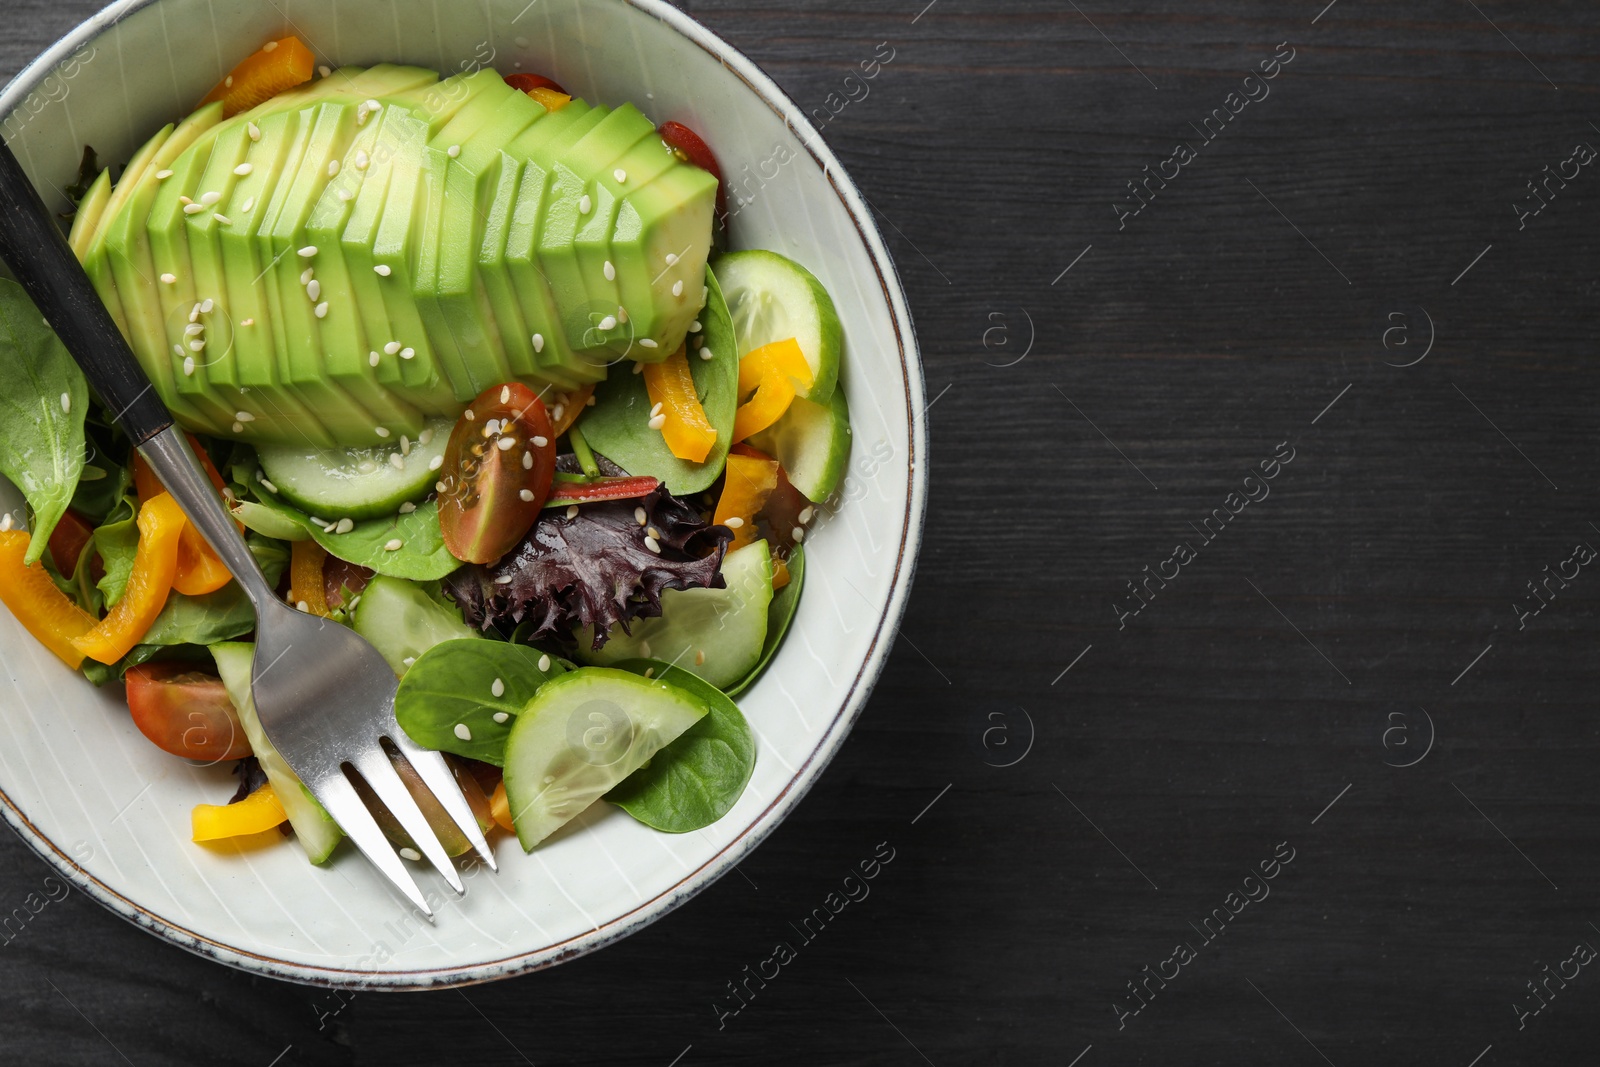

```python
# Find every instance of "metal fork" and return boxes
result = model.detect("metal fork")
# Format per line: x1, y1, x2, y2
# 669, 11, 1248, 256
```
0, 140, 492, 916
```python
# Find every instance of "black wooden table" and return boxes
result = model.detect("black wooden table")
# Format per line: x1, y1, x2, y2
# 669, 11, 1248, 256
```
4, 1, 1599, 1064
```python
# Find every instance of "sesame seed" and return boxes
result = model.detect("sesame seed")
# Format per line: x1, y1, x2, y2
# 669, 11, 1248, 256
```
599, 315, 617, 331
493, 711, 509, 723
402, 656, 416, 667
327, 159, 340, 177
725, 516, 744, 529
235, 411, 256, 422
189, 339, 207, 352
384, 341, 401, 355
532, 435, 548, 447
384, 538, 403, 551
647, 414, 666, 430
497, 437, 516, 451
0, 515, 10, 532
435, 481, 447, 493
617, 306, 628, 323
518, 489, 534, 502
183, 204, 205, 214
491, 677, 505, 697
213, 213, 231, 224
641, 641, 653, 658
225, 75, 234, 88
522, 452, 533, 470
337, 188, 353, 202
375, 264, 392, 276
566, 505, 579, 520
531, 333, 544, 353
665, 253, 678, 266
798, 505, 815, 524
59, 392, 70, 414
306, 280, 321, 301
447, 144, 461, 158
500, 385, 511, 404
419, 428, 434, 445
482, 418, 500, 436
365, 99, 381, 112
335, 517, 355, 534
298, 246, 318, 258
400, 347, 415, 359
494, 575, 513, 584
183, 356, 196, 376
401, 436, 410, 455
247, 122, 261, 141
695, 649, 706, 666
649, 402, 664, 418
551, 405, 565, 422
451, 721, 472, 742
314, 301, 329, 318
241, 318, 255, 326
537, 654, 551, 672
296, 599, 309, 612
369, 351, 381, 366
644, 535, 661, 553
398, 502, 416, 514
179, 196, 192, 205
635, 507, 647, 524
603, 261, 616, 281
201, 191, 222, 206
672, 280, 683, 297
156, 169, 174, 180
792, 527, 806, 542
389, 452, 405, 470
398, 847, 421, 861
241, 197, 255, 212
301, 268, 315, 284
429, 455, 444, 470
578, 194, 591, 214
234, 163, 253, 176
647, 526, 661, 539
691, 320, 702, 332
310, 517, 327, 528
201, 299, 214, 313
263, 40, 278, 51
639, 338, 658, 349
614, 168, 627, 183
375, 426, 390, 438
355, 150, 369, 170
260, 478, 279, 494
232, 422, 244, 433
160, 273, 176, 284
700, 348, 714, 361
318, 64, 332, 78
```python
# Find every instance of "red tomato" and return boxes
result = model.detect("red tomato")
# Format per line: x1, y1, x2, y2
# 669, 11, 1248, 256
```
438, 383, 557, 564
658, 120, 727, 219
46, 509, 96, 576
503, 72, 567, 95
548, 475, 661, 505
125, 663, 252, 763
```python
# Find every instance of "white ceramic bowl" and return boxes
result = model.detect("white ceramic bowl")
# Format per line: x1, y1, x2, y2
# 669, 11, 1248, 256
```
0, 0, 924, 987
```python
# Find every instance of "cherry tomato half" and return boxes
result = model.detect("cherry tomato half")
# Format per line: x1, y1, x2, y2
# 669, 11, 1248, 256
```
438, 383, 557, 565
126, 662, 253, 764
46, 508, 96, 577
503, 72, 567, 95
658, 120, 727, 220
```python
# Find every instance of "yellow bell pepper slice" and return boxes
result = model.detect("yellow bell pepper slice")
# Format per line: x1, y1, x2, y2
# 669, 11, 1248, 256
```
289, 539, 330, 616
0, 530, 99, 669
714, 447, 780, 551
133, 441, 237, 597
643, 346, 718, 462
192, 782, 288, 842
71, 493, 185, 665
198, 37, 316, 118
733, 338, 814, 443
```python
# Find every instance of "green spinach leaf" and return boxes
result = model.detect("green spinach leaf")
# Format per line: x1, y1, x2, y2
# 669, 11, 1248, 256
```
394, 638, 565, 766
0, 279, 90, 563
577, 267, 739, 495
604, 659, 755, 832
92, 496, 139, 608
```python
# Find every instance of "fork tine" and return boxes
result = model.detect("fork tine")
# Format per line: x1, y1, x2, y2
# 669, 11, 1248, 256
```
313, 773, 434, 917
389, 733, 497, 871
351, 752, 465, 894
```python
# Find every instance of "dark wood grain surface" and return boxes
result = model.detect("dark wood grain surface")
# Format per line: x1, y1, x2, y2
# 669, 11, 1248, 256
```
4, 1, 1600, 1063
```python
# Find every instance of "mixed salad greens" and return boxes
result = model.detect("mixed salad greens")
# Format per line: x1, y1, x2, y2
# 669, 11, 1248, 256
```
0, 39, 851, 863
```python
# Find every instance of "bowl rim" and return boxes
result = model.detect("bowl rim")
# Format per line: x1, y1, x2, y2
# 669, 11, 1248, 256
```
0, 0, 927, 989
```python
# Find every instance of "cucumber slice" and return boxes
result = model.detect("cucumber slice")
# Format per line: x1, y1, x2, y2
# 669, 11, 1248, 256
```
726, 544, 804, 698
256, 415, 452, 521
210, 642, 343, 864
502, 667, 708, 849
716, 249, 841, 401
351, 574, 480, 676
747, 388, 851, 503
576, 540, 773, 689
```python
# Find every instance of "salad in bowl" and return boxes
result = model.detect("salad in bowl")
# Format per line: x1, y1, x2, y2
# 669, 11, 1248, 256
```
0, 36, 852, 870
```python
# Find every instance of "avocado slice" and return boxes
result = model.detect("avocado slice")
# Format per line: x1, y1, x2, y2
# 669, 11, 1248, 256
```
68, 167, 113, 259
611, 161, 719, 358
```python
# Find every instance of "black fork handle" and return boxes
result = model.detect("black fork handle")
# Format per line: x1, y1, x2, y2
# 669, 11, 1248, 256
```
0, 137, 173, 444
